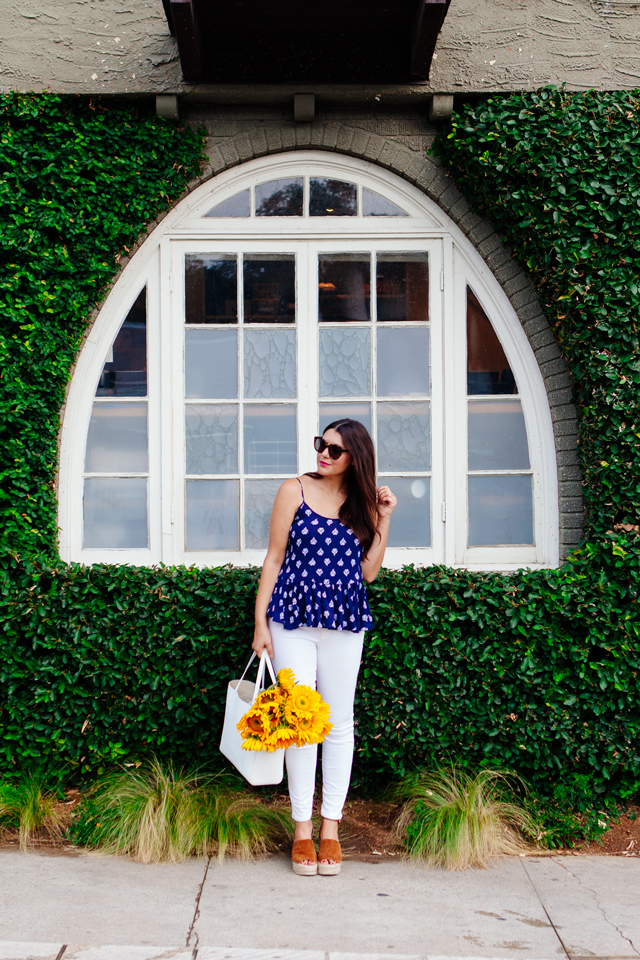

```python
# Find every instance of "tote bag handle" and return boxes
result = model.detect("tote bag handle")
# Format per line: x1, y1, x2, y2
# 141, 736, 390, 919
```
238, 650, 277, 704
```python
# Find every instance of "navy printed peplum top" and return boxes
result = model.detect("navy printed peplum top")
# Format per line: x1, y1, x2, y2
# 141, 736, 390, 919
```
267, 479, 373, 633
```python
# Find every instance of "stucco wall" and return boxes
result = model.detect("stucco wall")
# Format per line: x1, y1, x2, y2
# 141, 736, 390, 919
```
1, 0, 639, 96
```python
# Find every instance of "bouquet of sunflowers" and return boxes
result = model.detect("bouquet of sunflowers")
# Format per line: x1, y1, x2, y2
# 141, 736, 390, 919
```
237, 668, 332, 752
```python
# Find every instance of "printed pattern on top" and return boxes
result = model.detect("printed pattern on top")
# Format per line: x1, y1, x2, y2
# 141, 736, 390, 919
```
267, 484, 373, 633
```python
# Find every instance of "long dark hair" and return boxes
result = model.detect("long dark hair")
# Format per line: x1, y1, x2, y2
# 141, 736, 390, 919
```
306, 419, 378, 555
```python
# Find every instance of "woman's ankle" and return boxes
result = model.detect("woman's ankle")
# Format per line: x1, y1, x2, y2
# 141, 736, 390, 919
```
320, 817, 340, 840
293, 818, 314, 841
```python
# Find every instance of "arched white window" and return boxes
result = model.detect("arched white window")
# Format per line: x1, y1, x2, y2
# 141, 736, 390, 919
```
59, 153, 559, 570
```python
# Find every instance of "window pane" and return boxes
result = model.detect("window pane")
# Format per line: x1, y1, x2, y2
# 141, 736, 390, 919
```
83, 478, 147, 548
85, 403, 148, 473
244, 329, 296, 399
204, 190, 250, 218
245, 478, 282, 548
244, 404, 297, 474
309, 178, 357, 217
256, 178, 303, 217
185, 405, 238, 475
363, 189, 408, 217
468, 475, 534, 545
318, 257, 370, 323
244, 257, 296, 324
383, 476, 430, 547
185, 329, 238, 400
468, 400, 530, 470
377, 402, 431, 471
186, 479, 239, 550
467, 288, 517, 395
319, 403, 372, 435
185, 255, 237, 325
377, 328, 430, 397
377, 255, 429, 322
319, 327, 370, 398
96, 289, 146, 397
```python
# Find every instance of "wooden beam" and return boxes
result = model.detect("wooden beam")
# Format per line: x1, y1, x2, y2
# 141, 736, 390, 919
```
170, 0, 202, 81
410, 0, 450, 80
161, 0, 175, 35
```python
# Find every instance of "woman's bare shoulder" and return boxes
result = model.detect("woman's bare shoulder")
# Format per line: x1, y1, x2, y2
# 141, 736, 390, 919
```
274, 477, 303, 507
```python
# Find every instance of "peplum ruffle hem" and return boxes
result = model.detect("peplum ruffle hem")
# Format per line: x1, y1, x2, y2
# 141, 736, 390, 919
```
268, 574, 373, 633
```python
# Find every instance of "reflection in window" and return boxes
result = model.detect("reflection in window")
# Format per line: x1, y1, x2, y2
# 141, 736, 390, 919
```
468, 400, 530, 471
185, 329, 238, 400
319, 403, 372, 436
244, 256, 296, 323
185, 255, 237, 325
85, 403, 148, 474
310, 178, 357, 217
204, 190, 250, 218
468, 475, 533, 545
377, 255, 429, 322
467, 289, 516, 395
256, 178, 303, 217
363, 189, 408, 217
84, 288, 149, 548
318, 256, 370, 322
243, 404, 297, 475
83, 477, 148, 549
377, 327, 430, 397
186, 479, 239, 549
97, 289, 147, 397
383, 476, 431, 547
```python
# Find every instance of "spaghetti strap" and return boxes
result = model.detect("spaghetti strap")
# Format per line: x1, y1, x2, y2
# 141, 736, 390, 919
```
296, 476, 305, 505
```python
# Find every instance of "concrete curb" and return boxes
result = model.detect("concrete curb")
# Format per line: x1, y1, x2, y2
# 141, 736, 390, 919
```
0, 948, 562, 960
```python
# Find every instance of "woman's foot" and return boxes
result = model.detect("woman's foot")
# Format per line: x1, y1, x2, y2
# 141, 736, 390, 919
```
292, 819, 317, 875
318, 817, 342, 875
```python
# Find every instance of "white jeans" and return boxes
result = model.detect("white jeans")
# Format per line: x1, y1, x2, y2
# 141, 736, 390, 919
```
269, 619, 364, 822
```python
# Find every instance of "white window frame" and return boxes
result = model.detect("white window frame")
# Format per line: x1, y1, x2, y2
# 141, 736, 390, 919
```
58, 151, 559, 570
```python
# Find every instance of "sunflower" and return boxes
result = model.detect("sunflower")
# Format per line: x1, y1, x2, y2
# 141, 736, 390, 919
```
245, 714, 264, 734
277, 668, 296, 694
289, 684, 318, 717
294, 712, 332, 745
270, 725, 298, 749
242, 735, 277, 752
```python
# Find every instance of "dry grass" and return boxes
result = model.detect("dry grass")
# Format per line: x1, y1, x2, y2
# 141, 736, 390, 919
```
71, 757, 293, 864
393, 766, 541, 870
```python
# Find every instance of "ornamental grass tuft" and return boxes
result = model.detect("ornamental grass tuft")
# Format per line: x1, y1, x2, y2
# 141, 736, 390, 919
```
393, 766, 541, 870
69, 757, 292, 863
0, 774, 64, 850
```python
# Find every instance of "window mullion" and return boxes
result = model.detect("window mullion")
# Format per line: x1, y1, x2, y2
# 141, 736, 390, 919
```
298, 242, 318, 474
160, 237, 175, 564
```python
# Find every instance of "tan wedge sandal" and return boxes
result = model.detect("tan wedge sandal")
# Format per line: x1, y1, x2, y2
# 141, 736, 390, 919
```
318, 838, 342, 876
292, 839, 318, 876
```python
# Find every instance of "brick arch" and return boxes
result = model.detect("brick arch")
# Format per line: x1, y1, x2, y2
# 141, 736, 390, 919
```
107, 122, 583, 560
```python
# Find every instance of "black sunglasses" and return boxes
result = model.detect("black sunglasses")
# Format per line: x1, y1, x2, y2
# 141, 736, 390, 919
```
314, 436, 349, 460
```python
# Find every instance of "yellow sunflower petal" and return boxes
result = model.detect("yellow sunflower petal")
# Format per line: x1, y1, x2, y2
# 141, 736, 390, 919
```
277, 668, 296, 694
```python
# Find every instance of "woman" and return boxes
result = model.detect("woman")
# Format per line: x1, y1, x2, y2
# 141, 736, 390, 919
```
252, 419, 396, 876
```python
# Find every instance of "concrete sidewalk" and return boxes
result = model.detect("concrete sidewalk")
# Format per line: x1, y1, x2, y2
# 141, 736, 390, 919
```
0, 851, 638, 960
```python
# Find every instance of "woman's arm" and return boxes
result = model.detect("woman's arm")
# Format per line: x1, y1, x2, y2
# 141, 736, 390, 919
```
252, 478, 301, 656
361, 484, 397, 583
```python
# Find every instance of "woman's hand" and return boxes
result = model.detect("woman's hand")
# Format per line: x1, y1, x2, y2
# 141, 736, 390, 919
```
376, 485, 397, 524
252, 622, 273, 658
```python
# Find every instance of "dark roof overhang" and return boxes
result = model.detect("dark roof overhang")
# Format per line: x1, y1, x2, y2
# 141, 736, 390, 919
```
162, 0, 450, 84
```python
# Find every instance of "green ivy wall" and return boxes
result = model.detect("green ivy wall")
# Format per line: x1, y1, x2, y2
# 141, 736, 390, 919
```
0, 91, 638, 807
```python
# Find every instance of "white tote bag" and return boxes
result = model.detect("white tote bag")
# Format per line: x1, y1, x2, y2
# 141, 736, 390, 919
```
219, 651, 285, 786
